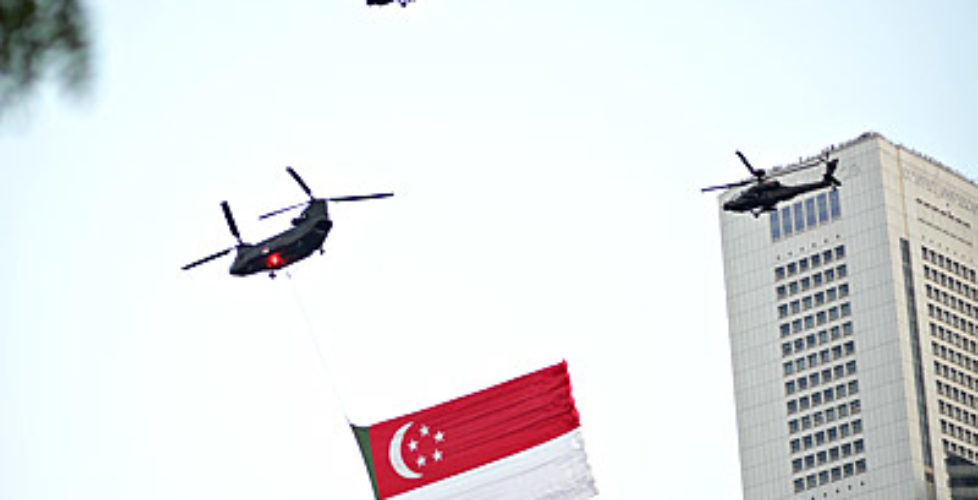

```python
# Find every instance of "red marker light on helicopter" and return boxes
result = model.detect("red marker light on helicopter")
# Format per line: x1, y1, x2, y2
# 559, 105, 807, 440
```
266, 252, 284, 268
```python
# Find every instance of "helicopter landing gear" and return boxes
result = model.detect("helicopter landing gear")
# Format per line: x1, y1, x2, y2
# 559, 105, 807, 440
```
269, 271, 277, 279
319, 247, 325, 255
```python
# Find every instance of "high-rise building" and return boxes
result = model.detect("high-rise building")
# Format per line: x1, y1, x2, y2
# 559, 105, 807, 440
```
719, 132, 978, 499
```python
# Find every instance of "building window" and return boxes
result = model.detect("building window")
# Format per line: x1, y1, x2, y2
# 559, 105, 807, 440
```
818, 193, 829, 222
806, 198, 817, 228
776, 266, 785, 280
770, 211, 781, 240
794, 201, 804, 232
782, 206, 793, 236
829, 189, 841, 219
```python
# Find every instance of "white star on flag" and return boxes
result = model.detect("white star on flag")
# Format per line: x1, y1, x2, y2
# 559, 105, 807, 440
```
433, 449, 443, 462
434, 431, 444, 443
416, 456, 426, 467
407, 439, 418, 451
419, 425, 429, 437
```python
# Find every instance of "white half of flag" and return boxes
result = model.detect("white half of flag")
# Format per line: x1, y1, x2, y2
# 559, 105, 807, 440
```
390, 429, 597, 500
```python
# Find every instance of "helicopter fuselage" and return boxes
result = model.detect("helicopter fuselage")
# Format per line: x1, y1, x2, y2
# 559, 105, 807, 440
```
229, 200, 333, 276
723, 178, 835, 215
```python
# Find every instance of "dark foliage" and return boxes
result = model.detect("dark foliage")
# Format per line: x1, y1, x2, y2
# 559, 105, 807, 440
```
0, 0, 90, 111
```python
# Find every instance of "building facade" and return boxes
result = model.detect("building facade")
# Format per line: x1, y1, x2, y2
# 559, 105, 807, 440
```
720, 133, 978, 499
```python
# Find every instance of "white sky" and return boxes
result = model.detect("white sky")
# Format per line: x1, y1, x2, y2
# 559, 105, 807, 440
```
2, 1, 978, 499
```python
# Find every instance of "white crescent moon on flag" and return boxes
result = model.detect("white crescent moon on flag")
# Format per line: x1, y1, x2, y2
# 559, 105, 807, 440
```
389, 421, 422, 480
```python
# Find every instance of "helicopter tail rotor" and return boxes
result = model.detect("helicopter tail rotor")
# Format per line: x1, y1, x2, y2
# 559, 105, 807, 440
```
824, 159, 841, 187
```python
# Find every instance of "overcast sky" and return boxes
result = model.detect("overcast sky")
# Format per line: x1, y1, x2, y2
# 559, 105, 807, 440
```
2, 1, 978, 499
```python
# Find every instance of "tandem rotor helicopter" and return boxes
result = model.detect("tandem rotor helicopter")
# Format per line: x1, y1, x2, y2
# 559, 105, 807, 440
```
182, 167, 393, 278
702, 151, 841, 217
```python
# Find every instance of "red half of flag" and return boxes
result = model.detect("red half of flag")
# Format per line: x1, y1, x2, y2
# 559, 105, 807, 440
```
351, 361, 591, 499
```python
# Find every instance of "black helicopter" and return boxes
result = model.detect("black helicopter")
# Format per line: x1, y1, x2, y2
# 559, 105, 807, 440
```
182, 167, 393, 278
702, 151, 840, 217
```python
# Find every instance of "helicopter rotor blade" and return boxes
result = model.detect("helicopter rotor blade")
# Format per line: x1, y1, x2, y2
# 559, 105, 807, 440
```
327, 193, 395, 202
701, 179, 753, 192
222, 201, 243, 244
735, 151, 766, 179
258, 201, 310, 220
181, 248, 233, 271
286, 166, 314, 200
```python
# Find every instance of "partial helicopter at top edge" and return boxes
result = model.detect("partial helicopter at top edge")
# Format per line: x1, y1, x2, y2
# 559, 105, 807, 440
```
366, 0, 415, 7
702, 151, 841, 217
181, 167, 393, 278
